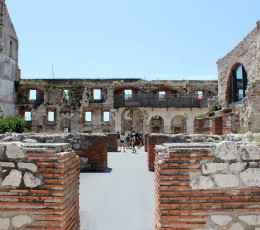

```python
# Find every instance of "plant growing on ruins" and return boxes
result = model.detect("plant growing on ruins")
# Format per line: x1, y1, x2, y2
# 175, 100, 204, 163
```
0, 116, 28, 133
207, 102, 222, 117
112, 81, 121, 88
196, 114, 203, 118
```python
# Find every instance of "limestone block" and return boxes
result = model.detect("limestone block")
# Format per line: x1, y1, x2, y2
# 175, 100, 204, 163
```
215, 141, 238, 161
210, 215, 233, 226
6, 143, 27, 160
240, 168, 260, 187
238, 215, 260, 226
228, 222, 244, 230
201, 163, 228, 175
22, 139, 37, 143
18, 162, 37, 172
0, 218, 9, 229
73, 143, 81, 150
0, 144, 4, 160
213, 174, 239, 188
0, 162, 15, 168
190, 176, 214, 190
240, 144, 260, 160
79, 157, 91, 171
1, 169, 22, 187
230, 163, 247, 172
2, 136, 18, 142
23, 172, 41, 188
11, 215, 32, 228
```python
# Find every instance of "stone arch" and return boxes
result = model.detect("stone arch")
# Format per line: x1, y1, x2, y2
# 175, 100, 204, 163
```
60, 117, 71, 132
150, 115, 164, 133
171, 115, 187, 134
121, 108, 143, 135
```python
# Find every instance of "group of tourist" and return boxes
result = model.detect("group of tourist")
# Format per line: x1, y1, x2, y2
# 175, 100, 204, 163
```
117, 131, 143, 153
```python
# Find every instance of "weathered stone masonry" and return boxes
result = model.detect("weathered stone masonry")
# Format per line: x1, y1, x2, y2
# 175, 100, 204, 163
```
154, 139, 260, 230
0, 142, 80, 230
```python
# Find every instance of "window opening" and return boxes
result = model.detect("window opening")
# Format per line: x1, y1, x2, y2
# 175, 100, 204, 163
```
64, 128, 69, 133
124, 90, 132, 100
232, 64, 248, 103
29, 90, 37, 100
63, 90, 71, 100
124, 109, 132, 119
103, 111, 110, 121
24, 111, 31, 121
159, 91, 166, 100
48, 111, 55, 122
10, 41, 13, 57
195, 91, 203, 99
93, 89, 101, 100
85, 111, 92, 121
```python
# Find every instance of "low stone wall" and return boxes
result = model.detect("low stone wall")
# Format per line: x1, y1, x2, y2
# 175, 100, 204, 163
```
0, 133, 113, 171
0, 142, 80, 230
72, 134, 108, 171
154, 141, 260, 230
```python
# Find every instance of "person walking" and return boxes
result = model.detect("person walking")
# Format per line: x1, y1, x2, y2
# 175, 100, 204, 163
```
131, 131, 137, 153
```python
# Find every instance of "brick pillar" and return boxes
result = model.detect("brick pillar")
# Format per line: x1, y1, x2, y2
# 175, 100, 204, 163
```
107, 133, 118, 152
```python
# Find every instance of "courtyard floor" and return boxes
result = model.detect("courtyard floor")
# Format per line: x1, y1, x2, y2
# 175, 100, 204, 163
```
79, 147, 155, 230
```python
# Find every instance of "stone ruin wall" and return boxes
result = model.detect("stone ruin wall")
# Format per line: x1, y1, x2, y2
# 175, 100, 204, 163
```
153, 135, 260, 230
217, 21, 260, 133
15, 79, 218, 134
0, 142, 80, 230
0, 133, 118, 172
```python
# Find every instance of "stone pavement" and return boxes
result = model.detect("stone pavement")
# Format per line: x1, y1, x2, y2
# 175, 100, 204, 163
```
79, 147, 155, 230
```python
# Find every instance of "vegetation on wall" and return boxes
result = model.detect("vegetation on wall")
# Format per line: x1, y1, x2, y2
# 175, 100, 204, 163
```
207, 102, 222, 117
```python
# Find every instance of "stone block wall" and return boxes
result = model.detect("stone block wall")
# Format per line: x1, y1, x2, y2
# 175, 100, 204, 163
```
154, 141, 260, 230
72, 134, 108, 171
0, 142, 80, 230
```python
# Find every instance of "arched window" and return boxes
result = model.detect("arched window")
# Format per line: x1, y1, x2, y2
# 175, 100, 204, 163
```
232, 64, 248, 103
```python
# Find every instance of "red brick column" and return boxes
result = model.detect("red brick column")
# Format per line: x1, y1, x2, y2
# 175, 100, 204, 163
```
0, 143, 80, 230
144, 133, 150, 152
107, 133, 118, 152
75, 135, 108, 171
211, 116, 223, 135
147, 134, 168, 171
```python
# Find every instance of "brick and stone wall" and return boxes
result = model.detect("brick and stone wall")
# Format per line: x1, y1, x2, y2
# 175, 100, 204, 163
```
71, 134, 108, 171
154, 141, 260, 230
144, 133, 150, 152
147, 134, 222, 171
0, 133, 113, 171
0, 142, 80, 230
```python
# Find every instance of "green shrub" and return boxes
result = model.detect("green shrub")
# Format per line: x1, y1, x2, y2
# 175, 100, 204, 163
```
0, 116, 28, 133
196, 114, 203, 118
207, 102, 222, 117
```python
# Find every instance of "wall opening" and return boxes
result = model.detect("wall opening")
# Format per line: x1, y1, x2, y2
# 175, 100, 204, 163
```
150, 115, 164, 133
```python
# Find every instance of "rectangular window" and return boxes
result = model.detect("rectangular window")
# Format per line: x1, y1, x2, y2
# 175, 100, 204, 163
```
159, 91, 166, 100
195, 91, 203, 99
124, 89, 132, 100
63, 90, 71, 100
24, 111, 31, 121
93, 89, 101, 100
103, 111, 110, 121
29, 90, 37, 100
64, 128, 69, 133
48, 111, 55, 121
85, 111, 92, 121
10, 41, 13, 57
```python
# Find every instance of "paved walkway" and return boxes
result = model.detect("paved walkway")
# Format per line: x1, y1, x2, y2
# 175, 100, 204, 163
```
79, 147, 155, 230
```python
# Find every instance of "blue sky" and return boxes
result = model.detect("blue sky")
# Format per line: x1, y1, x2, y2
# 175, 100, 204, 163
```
7, 0, 260, 80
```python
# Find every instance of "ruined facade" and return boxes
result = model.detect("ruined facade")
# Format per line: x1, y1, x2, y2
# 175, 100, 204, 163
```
15, 79, 217, 134
217, 20, 260, 133
0, 1, 20, 116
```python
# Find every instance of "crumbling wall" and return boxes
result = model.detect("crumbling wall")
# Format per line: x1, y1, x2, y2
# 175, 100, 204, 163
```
147, 134, 222, 171
0, 142, 80, 230
155, 140, 260, 230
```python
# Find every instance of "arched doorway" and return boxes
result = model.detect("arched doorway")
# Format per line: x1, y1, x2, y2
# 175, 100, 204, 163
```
171, 115, 186, 134
150, 116, 164, 133
121, 108, 143, 135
